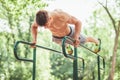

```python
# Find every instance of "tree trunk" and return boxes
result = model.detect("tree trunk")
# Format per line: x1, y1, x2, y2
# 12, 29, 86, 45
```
108, 33, 119, 80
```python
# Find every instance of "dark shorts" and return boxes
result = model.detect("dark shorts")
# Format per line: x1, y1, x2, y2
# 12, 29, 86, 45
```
52, 26, 86, 45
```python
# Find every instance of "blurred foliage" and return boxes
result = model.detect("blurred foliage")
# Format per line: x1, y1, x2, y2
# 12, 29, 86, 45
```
0, 0, 120, 80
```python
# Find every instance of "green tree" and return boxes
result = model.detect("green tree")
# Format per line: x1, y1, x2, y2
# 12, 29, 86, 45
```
98, 0, 120, 80
0, 0, 48, 80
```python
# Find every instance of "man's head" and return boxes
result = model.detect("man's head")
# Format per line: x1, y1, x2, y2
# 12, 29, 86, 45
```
36, 10, 49, 26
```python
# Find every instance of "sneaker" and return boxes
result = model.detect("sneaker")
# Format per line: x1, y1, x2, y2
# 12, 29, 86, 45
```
66, 45, 73, 55
94, 38, 101, 54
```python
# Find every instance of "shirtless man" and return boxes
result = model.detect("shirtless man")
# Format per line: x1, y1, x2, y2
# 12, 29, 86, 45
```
31, 9, 99, 48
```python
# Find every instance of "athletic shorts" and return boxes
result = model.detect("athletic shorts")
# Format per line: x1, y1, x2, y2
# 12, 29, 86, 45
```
52, 26, 86, 45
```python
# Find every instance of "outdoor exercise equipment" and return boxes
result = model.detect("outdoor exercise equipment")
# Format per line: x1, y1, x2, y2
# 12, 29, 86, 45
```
14, 41, 63, 80
14, 36, 105, 80
62, 36, 105, 80
14, 40, 84, 80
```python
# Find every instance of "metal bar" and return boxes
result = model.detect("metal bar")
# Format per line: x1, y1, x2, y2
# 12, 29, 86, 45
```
35, 44, 62, 53
66, 36, 105, 69
14, 41, 33, 62
82, 59, 85, 74
73, 48, 78, 80
62, 36, 85, 61
62, 36, 85, 80
13, 41, 63, 80
65, 36, 104, 58
103, 58, 105, 69
62, 37, 68, 57
32, 48, 36, 80
14, 37, 105, 80
80, 44, 98, 54
14, 41, 62, 62
62, 36, 105, 80
97, 56, 100, 80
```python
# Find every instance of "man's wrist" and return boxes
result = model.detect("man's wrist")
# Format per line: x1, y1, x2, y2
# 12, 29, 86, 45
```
74, 34, 79, 39
32, 40, 36, 43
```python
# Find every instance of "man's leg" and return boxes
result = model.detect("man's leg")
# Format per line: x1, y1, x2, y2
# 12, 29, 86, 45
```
83, 36, 101, 53
85, 37, 99, 45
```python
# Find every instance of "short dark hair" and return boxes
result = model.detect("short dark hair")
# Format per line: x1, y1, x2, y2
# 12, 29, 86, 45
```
36, 10, 49, 26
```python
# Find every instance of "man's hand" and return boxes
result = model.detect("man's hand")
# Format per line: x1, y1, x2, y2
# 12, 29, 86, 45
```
74, 36, 80, 47
30, 41, 36, 48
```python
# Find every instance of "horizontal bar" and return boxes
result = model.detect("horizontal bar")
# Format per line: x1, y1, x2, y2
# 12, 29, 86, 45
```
14, 41, 33, 62
35, 44, 62, 53
62, 36, 84, 60
65, 36, 104, 59
14, 41, 63, 62
62, 36, 105, 70
62, 36, 85, 71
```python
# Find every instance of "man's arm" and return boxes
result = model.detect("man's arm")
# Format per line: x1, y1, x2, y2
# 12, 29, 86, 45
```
67, 16, 82, 47
72, 16, 82, 39
31, 21, 38, 44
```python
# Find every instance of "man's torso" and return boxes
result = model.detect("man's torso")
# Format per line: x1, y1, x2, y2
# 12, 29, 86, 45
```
46, 9, 71, 37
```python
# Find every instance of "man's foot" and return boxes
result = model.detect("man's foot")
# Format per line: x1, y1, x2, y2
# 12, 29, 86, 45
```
66, 45, 73, 55
94, 38, 101, 54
